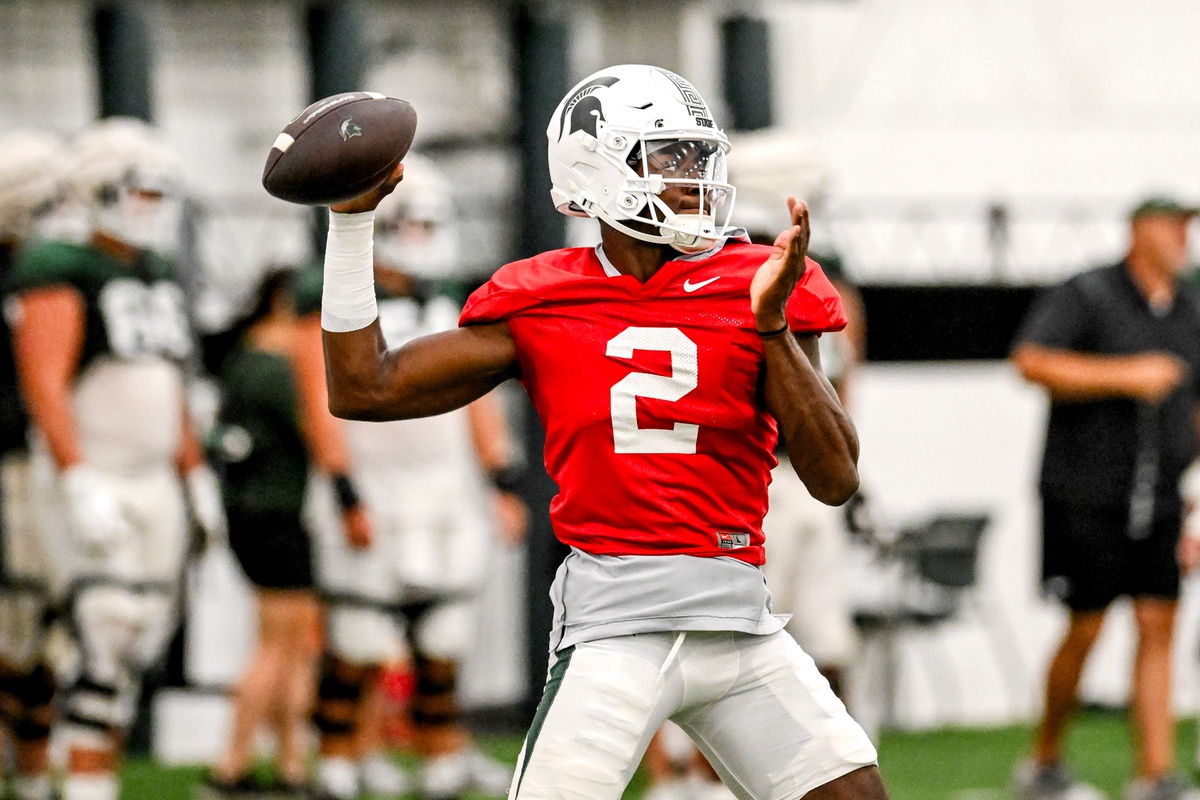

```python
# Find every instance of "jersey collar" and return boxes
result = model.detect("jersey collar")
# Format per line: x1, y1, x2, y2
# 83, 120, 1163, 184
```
595, 227, 750, 278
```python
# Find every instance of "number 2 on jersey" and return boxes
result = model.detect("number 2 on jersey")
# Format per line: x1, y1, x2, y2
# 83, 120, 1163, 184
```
606, 327, 698, 454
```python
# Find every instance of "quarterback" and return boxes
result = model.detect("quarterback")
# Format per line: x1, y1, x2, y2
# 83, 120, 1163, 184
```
319, 65, 887, 800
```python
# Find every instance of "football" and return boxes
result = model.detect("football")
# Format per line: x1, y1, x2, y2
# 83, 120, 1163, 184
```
262, 91, 417, 206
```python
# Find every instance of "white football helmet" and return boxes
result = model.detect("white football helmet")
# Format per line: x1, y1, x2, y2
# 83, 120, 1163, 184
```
70, 117, 183, 253
0, 132, 67, 243
373, 153, 460, 279
547, 64, 736, 254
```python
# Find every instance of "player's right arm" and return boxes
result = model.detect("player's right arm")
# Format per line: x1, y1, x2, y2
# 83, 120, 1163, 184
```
324, 322, 518, 421
321, 165, 519, 422
11, 286, 85, 469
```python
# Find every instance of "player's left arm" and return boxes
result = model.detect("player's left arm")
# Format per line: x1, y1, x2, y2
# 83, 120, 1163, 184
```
752, 198, 860, 506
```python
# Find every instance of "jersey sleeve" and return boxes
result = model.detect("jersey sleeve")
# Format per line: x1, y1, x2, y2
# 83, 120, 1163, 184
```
459, 276, 517, 326
786, 258, 847, 334
6, 241, 81, 295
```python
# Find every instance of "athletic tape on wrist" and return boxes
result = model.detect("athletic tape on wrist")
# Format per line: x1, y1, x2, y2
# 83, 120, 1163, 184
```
322, 210, 379, 333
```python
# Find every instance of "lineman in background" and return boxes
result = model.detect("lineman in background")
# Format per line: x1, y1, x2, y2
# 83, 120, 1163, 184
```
295, 155, 525, 800
0, 132, 72, 800
8, 119, 226, 800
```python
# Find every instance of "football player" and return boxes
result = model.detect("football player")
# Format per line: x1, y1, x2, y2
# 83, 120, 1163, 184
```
318, 64, 888, 800
8, 118, 225, 800
0, 131, 72, 800
295, 155, 525, 800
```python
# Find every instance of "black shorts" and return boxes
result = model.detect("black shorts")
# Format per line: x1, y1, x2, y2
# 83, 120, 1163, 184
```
228, 510, 314, 591
1041, 496, 1181, 611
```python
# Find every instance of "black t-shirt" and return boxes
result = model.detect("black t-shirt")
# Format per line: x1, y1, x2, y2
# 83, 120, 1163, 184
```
1015, 262, 1200, 510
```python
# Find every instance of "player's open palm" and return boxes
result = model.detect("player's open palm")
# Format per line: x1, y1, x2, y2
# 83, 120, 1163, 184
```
751, 196, 809, 330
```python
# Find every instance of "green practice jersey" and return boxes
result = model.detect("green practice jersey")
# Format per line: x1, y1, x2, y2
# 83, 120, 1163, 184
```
6, 241, 194, 470
8, 241, 192, 373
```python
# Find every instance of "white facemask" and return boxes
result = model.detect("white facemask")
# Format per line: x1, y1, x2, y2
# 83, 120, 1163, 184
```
95, 190, 182, 254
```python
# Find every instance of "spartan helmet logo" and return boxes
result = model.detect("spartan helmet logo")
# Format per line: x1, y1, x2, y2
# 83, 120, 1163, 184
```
339, 117, 362, 142
557, 76, 620, 141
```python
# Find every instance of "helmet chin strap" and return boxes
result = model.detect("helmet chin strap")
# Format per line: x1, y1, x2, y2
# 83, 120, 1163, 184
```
590, 204, 674, 247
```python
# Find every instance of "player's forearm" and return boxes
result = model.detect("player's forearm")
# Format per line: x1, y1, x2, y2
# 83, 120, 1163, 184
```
762, 334, 859, 505
1012, 344, 1144, 401
24, 389, 82, 470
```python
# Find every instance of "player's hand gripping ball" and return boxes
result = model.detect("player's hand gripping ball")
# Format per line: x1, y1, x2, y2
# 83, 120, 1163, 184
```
262, 92, 417, 205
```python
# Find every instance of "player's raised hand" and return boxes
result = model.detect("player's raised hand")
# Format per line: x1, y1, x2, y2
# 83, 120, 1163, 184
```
329, 162, 405, 214
750, 196, 809, 332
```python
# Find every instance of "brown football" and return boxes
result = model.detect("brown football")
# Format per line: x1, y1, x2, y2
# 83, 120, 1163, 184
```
262, 92, 417, 205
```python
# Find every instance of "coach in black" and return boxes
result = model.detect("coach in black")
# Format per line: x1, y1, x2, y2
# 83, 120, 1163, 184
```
1011, 197, 1200, 800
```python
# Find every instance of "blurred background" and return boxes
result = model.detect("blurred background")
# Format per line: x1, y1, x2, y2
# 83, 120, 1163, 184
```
4, 1, 1200, 798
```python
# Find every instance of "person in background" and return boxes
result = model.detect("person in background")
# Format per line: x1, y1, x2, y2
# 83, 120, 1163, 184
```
296, 155, 526, 800
1011, 196, 1200, 800
8, 118, 226, 800
0, 131, 71, 800
202, 270, 322, 799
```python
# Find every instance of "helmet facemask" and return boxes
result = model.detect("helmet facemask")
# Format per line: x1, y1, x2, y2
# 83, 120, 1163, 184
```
373, 209, 460, 280
616, 137, 735, 254
94, 178, 182, 255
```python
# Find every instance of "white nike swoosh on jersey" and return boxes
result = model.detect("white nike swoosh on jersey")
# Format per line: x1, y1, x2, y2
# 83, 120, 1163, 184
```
683, 276, 721, 292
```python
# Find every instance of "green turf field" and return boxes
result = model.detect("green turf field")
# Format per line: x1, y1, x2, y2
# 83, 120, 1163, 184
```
117, 711, 1199, 800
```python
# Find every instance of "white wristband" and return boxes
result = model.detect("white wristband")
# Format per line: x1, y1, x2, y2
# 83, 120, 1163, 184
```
322, 210, 378, 332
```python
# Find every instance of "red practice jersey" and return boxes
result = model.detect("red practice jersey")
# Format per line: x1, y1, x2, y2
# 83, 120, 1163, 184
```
460, 242, 846, 565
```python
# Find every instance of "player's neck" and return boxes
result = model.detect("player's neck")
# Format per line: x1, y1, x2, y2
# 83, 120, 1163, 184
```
599, 224, 674, 283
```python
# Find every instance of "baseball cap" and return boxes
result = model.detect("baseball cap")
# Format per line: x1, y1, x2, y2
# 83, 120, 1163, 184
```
1129, 195, 1200, 220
